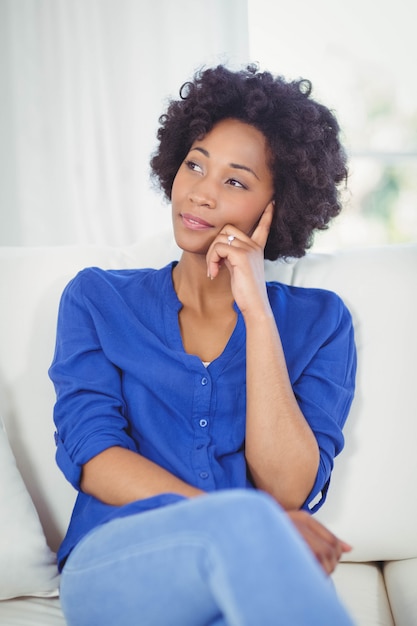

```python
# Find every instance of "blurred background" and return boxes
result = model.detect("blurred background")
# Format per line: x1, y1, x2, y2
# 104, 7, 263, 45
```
1, 0, 416, 251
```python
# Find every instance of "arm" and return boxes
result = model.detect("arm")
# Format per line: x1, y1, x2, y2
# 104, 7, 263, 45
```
206, 205, 355, 510
81, 446, 349, 576
50, 269, 205, 506
81, 446, 204, 506
244, 305, 320, 509
206, 210, 354, 572
207, 205, 319, 508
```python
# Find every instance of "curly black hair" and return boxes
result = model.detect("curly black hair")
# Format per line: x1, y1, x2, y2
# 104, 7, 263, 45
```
150, 64, 348, 260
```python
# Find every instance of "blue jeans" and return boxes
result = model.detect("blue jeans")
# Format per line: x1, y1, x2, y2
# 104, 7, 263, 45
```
60, 490, 354, 625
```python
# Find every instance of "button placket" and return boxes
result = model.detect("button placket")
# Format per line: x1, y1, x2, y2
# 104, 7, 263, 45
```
192, 371, 213, 487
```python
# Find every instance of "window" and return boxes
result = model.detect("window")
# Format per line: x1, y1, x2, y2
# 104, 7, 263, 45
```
248, 0, 417, 250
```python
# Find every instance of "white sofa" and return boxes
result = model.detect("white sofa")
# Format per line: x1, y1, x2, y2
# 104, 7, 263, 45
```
0, 235, 416, 625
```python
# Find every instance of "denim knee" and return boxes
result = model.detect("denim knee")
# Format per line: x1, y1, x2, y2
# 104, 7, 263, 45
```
200, 489, 289, 549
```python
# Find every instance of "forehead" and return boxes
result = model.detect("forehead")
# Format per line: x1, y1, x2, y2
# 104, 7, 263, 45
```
191, 118, 270, 166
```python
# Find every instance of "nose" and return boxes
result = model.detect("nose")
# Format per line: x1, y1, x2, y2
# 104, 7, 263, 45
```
188, 178, 216, 209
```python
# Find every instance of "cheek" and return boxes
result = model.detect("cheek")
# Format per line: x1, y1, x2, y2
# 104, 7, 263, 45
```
171, 165, 186, 195
170, 178, 183, 207
243, 205, 267, 232
242, 197, 273, 236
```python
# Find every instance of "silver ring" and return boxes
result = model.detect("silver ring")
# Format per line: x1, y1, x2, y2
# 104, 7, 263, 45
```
227, 235, 235, 246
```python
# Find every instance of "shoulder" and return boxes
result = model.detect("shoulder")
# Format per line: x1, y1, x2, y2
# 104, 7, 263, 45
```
267, 281, 356, 393
62, 264, 172, 299
266, 281, 349, 326
57, 264, 175, 320
68, 265, 163, 287
266, 281, 354, 362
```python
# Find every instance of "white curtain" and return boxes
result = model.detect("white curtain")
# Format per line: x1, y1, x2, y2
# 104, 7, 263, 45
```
0, 0, 249, 246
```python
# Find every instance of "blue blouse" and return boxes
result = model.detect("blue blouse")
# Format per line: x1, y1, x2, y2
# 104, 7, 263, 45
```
49, 262, 356, 569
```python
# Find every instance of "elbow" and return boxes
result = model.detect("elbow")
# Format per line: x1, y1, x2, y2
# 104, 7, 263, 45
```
247, 454, 320, 511
251, 475, 313, 511
79, 458, 94, 496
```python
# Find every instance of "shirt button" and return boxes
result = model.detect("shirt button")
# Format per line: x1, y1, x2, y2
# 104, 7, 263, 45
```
201, 377, 208, 386
199, 472, 209, 479
196, 443, 204, 450
199, 419, 208, 428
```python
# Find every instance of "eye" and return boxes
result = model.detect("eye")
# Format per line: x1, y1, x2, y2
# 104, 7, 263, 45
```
226, 178, 247, 190
185, 159, 203, 173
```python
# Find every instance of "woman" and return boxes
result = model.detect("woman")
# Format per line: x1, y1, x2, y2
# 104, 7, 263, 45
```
50, 65, 356, 625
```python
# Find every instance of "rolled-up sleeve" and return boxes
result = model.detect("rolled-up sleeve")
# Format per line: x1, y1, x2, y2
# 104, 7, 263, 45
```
292, 295, 356, 512
49, 270, 138, 489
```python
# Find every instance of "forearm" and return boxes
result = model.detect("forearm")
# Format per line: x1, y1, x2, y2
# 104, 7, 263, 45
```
81, 446, 204, 506
244, 308, 320, 509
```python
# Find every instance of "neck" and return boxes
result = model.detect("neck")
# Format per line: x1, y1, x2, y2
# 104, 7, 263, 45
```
173, 251, 234, 313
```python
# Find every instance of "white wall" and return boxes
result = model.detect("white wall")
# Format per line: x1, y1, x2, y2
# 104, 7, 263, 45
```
0, 0, 249, 246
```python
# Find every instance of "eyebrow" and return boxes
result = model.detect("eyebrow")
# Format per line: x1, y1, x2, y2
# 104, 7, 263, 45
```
190, 147, 260, 180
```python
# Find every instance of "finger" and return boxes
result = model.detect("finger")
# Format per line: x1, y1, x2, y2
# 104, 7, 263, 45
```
304, 527, 338, 575
251, 201, 274, 248
206, 229, 246, 279
288, 511, 347, 574
206, 244, 224, 279
289, 518, 334, 574
297, 510, 346, 550
310, 524, 346, 563
341, 540, 353, 553
206, 238, 238, 279
304, 526, 343, 574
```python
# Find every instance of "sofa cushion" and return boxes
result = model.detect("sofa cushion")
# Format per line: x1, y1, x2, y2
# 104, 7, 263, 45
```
0, 597, 64, 625
0, 419, 60, 600
384, 558, 417, 626
332, 562, 394, 626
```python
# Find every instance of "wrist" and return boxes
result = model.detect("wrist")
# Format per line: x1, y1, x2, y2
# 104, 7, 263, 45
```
241, 301, 274, 325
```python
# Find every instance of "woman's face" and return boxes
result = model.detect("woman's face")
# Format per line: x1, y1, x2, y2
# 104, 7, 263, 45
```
171, 118, 274, 255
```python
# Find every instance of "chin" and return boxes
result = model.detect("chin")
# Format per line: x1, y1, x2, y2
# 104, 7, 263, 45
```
174, 233, 211, 257
173, 224, 214, 253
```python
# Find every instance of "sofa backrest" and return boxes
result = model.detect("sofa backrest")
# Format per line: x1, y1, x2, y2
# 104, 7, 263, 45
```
0, 234, 181, 552
267, 245, 417, 562
0, 236, 416, 560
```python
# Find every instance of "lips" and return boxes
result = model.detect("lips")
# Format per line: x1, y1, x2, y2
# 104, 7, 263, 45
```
180, 213, 214, 230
